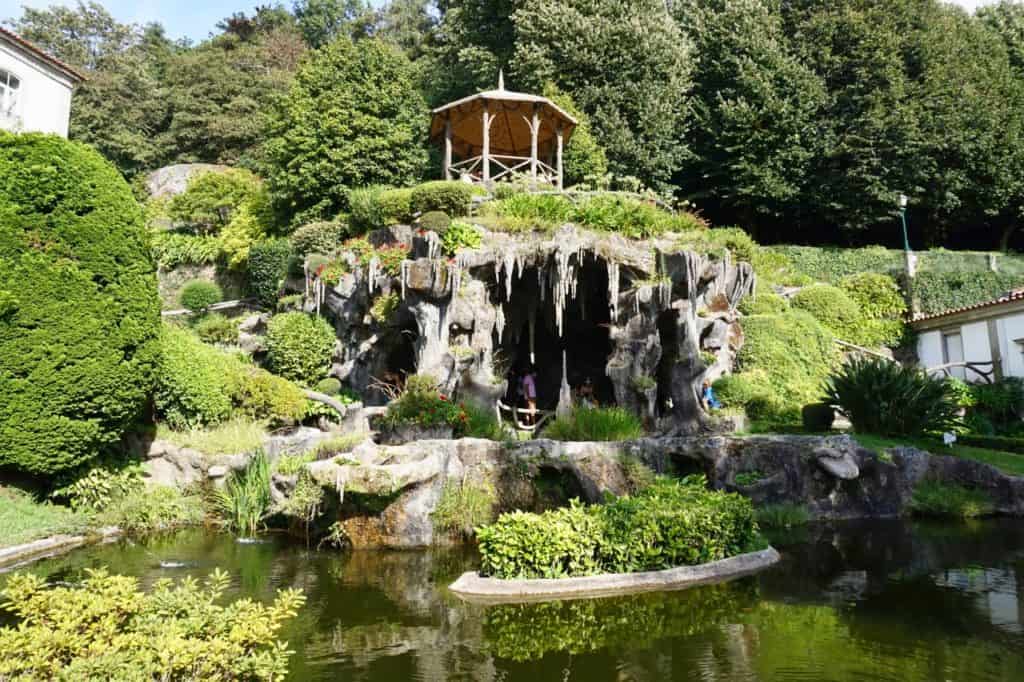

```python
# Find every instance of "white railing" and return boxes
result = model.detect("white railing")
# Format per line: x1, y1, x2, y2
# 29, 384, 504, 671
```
450, 154, 558, 185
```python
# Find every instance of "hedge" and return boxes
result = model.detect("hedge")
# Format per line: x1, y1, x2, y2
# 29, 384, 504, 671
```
248, 239, 292, 307
915, 270, 1024, 316
476, 478, 759, 579
0, 133, 161, 474
410, 181, 481, 216
790, 285, 863, 343
265, 312, 336, 384
289, 221, 343, 257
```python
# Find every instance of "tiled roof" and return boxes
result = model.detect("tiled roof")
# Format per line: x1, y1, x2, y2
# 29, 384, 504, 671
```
912, 288, 1024, 323
0, 27, 86, 83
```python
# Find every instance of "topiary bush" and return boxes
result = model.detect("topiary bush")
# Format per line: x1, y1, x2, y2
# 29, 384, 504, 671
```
790, 285, 864, 344
410, 181, 479, 216
0, 568, 304, 680
290, 221, 344, 257
0, 132, 161, 475
823, 356, 961, 437
248, 238, 292, 307
179, 280, 223, 313
315, 377, 342, 396
419, 210, 451, 234
375, 187, 414, 226
265, 312, 336, 384
738, 290, 789, 316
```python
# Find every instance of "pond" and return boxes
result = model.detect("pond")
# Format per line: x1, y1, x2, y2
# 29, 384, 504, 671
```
3, 519, 1024, 681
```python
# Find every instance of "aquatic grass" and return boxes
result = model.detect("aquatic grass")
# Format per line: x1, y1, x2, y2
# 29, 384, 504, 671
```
98, 486, 205, 534
156, 418, 268, 456
215, 451, 272, 536
431, 479, 497, 538
909, 482, 995, 519
543, 407, 644, 442
275, 452, 315, 476
755, 503, 810, 529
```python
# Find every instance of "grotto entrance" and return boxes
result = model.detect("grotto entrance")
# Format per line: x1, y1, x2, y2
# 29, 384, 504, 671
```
497, 257, 615, 412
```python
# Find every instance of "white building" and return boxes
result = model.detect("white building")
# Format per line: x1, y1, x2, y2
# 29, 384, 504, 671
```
914, 289, 1024, 382
0, 27, 84, 137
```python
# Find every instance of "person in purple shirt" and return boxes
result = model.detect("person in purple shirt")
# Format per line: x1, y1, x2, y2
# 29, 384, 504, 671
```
520, 364, 538, 425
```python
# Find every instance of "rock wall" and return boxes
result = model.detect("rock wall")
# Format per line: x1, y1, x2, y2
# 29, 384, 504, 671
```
273, 435, 1024, 549
304, 223, 755, 432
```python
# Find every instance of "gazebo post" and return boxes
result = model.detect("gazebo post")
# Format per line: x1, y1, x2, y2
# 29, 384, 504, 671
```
482, 100, 491, 185
556, 123, 564, 191
530, 103, 540, 184
443, 114, 452, 180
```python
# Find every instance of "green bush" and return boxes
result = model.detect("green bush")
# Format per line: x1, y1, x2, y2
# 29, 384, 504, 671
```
573, 194, 672, 239
248, 238, 292, 307
150, 232, 222, 268
957, 433, 1024, 453
410, 180, 479, 216
0, 132, 161, 475
463, 402, 506, 440
716, 311, 837, 422
265, 312, 336, 384
766, 245, 903, 283
909, 481, 994, 518
179, 280, 223, 312
225, 366, 306, 424
168, 168, 263, 233
543, 407, 644, 442
193, 312, 239, 345
969, 378, 1024, 434
496, 193, 575, 224
441, 220, 483, 256
419, 210, 451, 233
801, 403, 835, 432
476, 477, 760, 579
51, 463, 144, 512
839, 272, 907, 347
823, 356, 961, 437
290, 221, 344, 256
98, 485, 205, 533
376, 187, 415, 225
0, 568, 304, 680
791, 285, 863, 343
381, 374, 469, 433
352, 186, 415, 231
738, 290, 789, 315
315, 377, 342, 396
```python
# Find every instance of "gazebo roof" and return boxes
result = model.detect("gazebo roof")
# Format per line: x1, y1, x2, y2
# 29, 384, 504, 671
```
429, 77, 578, 159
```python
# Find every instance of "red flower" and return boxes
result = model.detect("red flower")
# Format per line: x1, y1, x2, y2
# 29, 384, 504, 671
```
439, 394, 448, 401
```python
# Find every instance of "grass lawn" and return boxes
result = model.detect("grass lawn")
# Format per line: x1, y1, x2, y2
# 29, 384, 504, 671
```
851, 433, 1024, 477
0, 486, 91, 549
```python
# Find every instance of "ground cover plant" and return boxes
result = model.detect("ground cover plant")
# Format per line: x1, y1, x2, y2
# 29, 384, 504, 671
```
476, 477, 760, 579
0, 486, 90, 548
542, 407, 644, 442
0, 568, 304, 680
909, 481, 995, 519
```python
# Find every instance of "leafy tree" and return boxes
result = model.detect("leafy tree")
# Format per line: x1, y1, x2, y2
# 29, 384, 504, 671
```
293, 0, 376, 47
509, 0, 692, 192
376, 0, 438, 60
261, 37, 430, 224
0, 133, 161, 475
674, 0, 825, 233
542, 84, 607, 187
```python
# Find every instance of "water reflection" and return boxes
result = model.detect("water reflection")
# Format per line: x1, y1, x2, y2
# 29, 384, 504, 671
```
2, 520, 1024, 681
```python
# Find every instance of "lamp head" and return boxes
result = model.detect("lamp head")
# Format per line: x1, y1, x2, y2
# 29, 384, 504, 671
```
898, 193, 909, 210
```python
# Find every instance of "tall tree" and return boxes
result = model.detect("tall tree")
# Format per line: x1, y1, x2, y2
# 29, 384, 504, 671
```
376, 0, 437, 60
260, 37, 430, 225
292, 0, 376, 47
673, 0, 826, 235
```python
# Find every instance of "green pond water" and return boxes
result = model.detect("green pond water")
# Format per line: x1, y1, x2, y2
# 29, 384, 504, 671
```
3, 519, 1024, 681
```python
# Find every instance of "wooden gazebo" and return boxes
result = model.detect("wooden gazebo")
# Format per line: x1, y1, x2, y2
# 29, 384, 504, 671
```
429, 73, 578, 189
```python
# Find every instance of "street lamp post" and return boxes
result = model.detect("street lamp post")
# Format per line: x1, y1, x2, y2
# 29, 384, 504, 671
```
898, 193, 910, 252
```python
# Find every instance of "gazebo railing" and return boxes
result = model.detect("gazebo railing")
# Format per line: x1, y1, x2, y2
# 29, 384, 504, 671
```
449, 154, 558, 185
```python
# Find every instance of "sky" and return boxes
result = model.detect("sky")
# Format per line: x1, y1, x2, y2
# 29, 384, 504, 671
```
0, 0, 1007, 44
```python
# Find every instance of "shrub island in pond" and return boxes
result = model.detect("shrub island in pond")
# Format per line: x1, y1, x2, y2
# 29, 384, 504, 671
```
450, 476, 780, 602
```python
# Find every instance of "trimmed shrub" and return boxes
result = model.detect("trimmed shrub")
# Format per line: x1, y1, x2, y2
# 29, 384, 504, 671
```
957, 433, 1024, 453
410, 180, 480, 216
193, 312, 239, 345
225, 367, 306, 423
376, 187, 414, 225
248, 238, 292, 307
801, 403, 835, 432
0, 569, 304, 680
823, 356, 961, 437
716, 311, 837, 422
265, 312, 336, 384
791, 285, 863, 343
839, 272, 907, 347
419, 210, 451, 233
290, 221, 344, 257
0, 132, 161, 475
915, 269, 1024, 316
766, 245, 902, 283
738, 290, 789, 315
543, 407, 644, 441
315, 377, 342, 396
179, 280, 223, 313
168, 168, 263, 233
476, 477, 759, 579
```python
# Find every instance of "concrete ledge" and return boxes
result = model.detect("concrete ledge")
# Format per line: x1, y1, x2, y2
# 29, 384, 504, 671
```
0, 527, 121, 571
449, 546, 781, 604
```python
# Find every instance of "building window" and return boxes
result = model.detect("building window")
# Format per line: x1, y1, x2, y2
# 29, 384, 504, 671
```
0, 69, 20, 116
943, 331, 965, 379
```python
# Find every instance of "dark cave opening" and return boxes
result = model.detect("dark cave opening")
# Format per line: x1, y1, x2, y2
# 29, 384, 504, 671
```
656, 309, 679, 418
498, 257, 616, 412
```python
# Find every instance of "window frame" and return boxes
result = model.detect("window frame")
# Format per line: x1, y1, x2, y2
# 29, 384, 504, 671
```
0, 68, 22, 116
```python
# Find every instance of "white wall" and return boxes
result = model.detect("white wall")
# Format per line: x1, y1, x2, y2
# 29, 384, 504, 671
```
998, 313, 1024, 379
962, 322, 992, 366
0, 41, 74, 137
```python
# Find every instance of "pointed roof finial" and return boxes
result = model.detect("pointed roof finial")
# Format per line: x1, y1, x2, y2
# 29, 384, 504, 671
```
498, 69, 505, 91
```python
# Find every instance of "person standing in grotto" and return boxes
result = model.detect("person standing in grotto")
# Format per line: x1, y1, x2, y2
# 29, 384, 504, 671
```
520, 364, 538, 426
701, 380, 721, 411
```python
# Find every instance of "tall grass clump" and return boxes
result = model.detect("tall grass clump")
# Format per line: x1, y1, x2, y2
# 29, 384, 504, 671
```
755, 503, 810, 529
823, 357, 961, 437
909, 482, 994, 519
216, 451, 272, 535
543, 407, 644, 442
431, 479, 497, 538
463, 402, 507, 440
